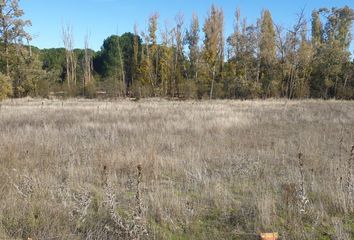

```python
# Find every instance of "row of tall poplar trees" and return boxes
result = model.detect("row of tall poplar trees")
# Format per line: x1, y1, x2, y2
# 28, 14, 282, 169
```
1, 1, 354, 100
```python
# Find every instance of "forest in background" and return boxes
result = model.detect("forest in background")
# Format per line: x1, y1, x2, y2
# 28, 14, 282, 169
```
1, 0, 354, 100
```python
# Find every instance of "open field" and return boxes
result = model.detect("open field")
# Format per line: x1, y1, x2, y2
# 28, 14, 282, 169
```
0, 98, 353, 240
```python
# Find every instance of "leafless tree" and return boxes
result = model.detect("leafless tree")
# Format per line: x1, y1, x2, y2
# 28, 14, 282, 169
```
83, 33, 92, 95
62, 24, 76, 90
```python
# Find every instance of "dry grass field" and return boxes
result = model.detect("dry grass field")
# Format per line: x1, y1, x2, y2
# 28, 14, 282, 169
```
0, 98, 353, 240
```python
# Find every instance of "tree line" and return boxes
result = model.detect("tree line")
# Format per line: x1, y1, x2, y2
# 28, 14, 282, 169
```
1, 0, 354, 100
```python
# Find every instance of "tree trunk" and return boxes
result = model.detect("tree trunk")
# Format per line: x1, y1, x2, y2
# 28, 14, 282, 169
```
27, 39, 32, 58
66, 55, 70, 89
73, 55, 77, 87
5, 43, 9, 76
334, 76, 338, 97
210, 65, 216, 100
344, 75, 348, 88
195, 58, 199, 81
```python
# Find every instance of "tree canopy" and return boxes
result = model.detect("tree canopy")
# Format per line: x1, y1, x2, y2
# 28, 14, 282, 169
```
1, 1, 354, 100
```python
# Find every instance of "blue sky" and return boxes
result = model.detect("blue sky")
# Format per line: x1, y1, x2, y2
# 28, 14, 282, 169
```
22, 0, 354, 52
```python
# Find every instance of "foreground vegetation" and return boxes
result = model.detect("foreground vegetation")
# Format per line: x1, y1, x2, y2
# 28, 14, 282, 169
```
0, 98, 353, 239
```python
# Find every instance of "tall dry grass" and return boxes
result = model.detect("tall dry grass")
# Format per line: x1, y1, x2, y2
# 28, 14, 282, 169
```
0, 98, 353, 240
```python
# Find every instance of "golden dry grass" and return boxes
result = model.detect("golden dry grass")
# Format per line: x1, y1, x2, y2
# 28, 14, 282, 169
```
0, 98, 353, 240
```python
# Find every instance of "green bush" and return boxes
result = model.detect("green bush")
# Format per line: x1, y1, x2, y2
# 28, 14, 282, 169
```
0, 73, 12, 101
180, 80, 197, 99
84, 80, 97, 98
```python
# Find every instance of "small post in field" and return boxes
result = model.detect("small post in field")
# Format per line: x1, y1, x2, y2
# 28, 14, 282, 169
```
260, 232, 279, 240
